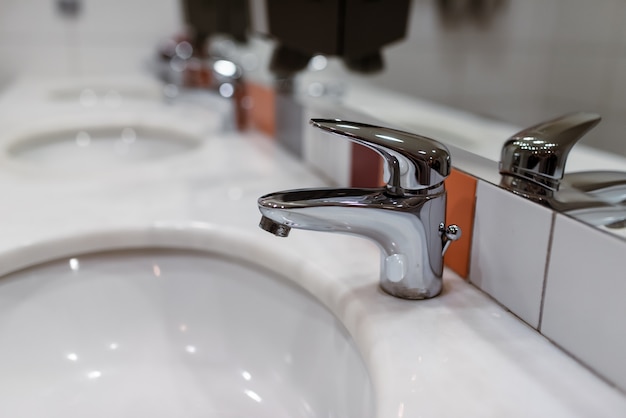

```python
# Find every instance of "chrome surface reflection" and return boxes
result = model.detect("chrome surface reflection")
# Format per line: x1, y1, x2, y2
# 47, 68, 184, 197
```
259, 120, 460, 299
500, 112, 626, 233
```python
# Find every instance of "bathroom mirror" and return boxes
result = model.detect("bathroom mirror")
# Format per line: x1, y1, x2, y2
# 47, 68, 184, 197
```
0, 0, 623, 240
342, 0, 626, 159
242, 0, 626, 241
247, 0, 626, 156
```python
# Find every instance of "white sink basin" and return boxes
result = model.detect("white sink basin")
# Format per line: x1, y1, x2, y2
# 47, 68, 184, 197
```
47, 85, 162, 106
0, 230, 374, 417
6, 124, 201, 170
0, 76, 164, 108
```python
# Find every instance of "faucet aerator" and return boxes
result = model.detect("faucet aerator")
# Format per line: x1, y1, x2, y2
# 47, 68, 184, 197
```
259, 216, 291, 237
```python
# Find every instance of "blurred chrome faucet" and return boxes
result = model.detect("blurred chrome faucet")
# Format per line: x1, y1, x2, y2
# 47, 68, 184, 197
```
258, 119, 461, 300
153, 37, 247, 130
155, 38, 243, 97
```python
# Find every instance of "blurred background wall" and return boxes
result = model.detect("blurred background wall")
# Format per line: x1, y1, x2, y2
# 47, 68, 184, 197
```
0, 0, 182, 82
0, 0, 624, 156
368, 0, 626, 156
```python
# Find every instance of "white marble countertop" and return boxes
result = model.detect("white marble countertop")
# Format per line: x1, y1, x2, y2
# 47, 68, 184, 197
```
1, 76, 625, 417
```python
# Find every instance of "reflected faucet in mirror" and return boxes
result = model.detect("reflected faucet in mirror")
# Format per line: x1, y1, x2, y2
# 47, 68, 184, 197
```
257, 119, 461, 300
499, 112, 626, 231
155, 38, 244, 96
160, 0, 250, 84
154, 0, 249, 127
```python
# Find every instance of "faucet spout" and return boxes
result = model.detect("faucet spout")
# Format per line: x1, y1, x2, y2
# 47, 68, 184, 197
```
258, 186, 457, 299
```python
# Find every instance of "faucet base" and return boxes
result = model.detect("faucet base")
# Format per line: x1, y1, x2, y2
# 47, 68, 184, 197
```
380, 281, 443, 300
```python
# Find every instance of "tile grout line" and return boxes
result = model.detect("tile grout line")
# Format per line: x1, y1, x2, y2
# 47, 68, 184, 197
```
463, 189, 478, 279
537, 210, 556, 332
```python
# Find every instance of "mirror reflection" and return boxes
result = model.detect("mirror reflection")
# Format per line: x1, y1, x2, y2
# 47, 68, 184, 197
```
0, 0, 624, 240
325, 0, 626, 159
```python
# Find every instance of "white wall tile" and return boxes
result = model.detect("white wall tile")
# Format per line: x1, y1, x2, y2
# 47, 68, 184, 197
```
302, 105, 351, 187
0, 0, 182, 83
70, 45, 154, 76
576, 110, 626, 157
403, 0, 440, 43
542, 214, 626, 391
0, 44, 71, 81
304, 126, 351, 187
0, 0, 68, 41
378, 42, 468, 106
552, 0, 622, 47
615, 1, 626, 46
494, 0, 559, 45
461, 48, 550, 108
606, 56, 626, 114
544, 45, 614, 111
470, 181, 554, 328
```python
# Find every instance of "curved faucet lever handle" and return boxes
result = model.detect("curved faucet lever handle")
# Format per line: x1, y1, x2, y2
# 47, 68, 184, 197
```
310, 119, 451, 196
499, 112, 601, 191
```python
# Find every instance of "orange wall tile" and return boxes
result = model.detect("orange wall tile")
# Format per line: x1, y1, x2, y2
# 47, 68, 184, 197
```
243, 82, 276, 137
348, 154, 477, 279
444, 169, 478, 278
350, 144, 384, 187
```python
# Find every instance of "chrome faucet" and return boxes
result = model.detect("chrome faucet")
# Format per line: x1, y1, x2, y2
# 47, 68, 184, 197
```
499, 112, 626, 229
258, 119, 461, 300
499, 111, 601, 199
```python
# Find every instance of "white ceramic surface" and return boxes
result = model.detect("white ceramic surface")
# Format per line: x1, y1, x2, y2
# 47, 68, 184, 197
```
46, 83, 162, 104
0, 244, 373, 417
0, 103, 227, 178
0, 76, 625, 417
0, 76, 164, 107
470, 180, 554, 328
542, 213, 626, 391
6, 124, 200, 170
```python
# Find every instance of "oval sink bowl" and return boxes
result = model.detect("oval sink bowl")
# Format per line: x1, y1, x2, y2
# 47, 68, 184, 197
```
43, 75, 164, 105
48, 85, 162, 106
0, 231, 374, 417
5, 124, 201, 171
